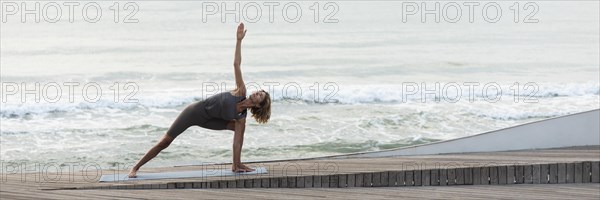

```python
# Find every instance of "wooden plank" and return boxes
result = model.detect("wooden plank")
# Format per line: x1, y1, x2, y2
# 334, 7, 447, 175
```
321, 175, 329, 188
440, 168, 448, 186
388, 171, 397, 187
422, 170, 431, 186
592, 161, 600, 183
253, 178, 261, 188
549, 164, 558, 184
226, 180, 235, 188
354, 173, 363, 187
397, 171, 405, 187
456, 167, 464, 185
531, 164, 541, 184
287, 177, 297, 188
472, 167, 481, 185
363, 173, 372, 187
515, 165, 524, 184
507, 166, 515, 184
405, 171, 414, 186
557, 163, 567, 184
480, 167, 489, 185
261, 178, 270, 188
498, 166, 507, 185
490, 166, 499, 185
347, 173, 355, 187
192, 182, 201, 189
414, 170, 422, 186
447, 168, 456, 186
136, 184, 152, 189
380, 172, 388, 187
280, 177, 288, 188
216, 181, 225, 188
524, 165, 533, 184
575, 162, 583, 183
372, 172, 381, 187
321, 175, 331, 188
567, 162, 575, 183
338, 174, 346, 188
430, 168, 440, 186
304, 176, 313, 188
279, 175, 290, 188
540, 164, 549, 184
464, 168, 473, 185
583, 162, 592, 183
245, 179, 253, 188
236, 179, 244, 188
270, 177, 280, 188
210, 181, 219, 189
313, 175, 321, 188
329, 175, 339, 188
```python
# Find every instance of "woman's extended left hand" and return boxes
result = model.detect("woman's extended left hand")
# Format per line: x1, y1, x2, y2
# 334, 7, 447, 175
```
236, 22, 247, 40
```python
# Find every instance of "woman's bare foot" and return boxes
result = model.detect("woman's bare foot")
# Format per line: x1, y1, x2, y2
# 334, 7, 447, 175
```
232, 163, 255, 172
232, 168, 249, 173
232, 165, 249, 172
128, 169, 138, 178
240, 164, 255, 172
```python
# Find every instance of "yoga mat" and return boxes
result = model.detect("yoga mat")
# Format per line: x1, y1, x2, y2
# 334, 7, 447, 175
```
99, 167, 268, 182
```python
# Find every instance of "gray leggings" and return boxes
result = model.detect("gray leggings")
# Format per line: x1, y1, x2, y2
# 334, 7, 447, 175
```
166, 101, 230, 138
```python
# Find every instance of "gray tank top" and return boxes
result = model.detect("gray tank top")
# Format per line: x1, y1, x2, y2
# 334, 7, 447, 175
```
203, 91, 247, 121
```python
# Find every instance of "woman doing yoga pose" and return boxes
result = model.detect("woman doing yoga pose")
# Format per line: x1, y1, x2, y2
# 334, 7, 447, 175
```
128, 23, 272, 177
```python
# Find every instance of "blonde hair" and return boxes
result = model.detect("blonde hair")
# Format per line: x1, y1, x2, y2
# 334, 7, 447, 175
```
250, 90, 271, 124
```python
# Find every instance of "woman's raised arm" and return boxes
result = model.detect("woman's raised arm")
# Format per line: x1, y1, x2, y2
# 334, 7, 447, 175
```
233, 23, 247, 96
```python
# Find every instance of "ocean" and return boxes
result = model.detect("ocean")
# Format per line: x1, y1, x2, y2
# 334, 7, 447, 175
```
1, 1, 598, 169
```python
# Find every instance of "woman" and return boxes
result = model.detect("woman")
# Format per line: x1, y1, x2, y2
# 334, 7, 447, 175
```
128, 23, 272, 177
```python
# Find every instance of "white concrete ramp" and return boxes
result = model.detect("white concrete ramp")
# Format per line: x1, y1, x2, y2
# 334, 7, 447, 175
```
328, 109, 600, 159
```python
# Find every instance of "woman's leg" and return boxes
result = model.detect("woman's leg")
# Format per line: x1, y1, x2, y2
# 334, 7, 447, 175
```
128, 103, 199, 178
128, 134, 174, 177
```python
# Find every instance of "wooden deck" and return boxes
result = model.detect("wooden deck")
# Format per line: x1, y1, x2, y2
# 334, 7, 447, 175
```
3, 184, 599, 199
1, 146, 599, 199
